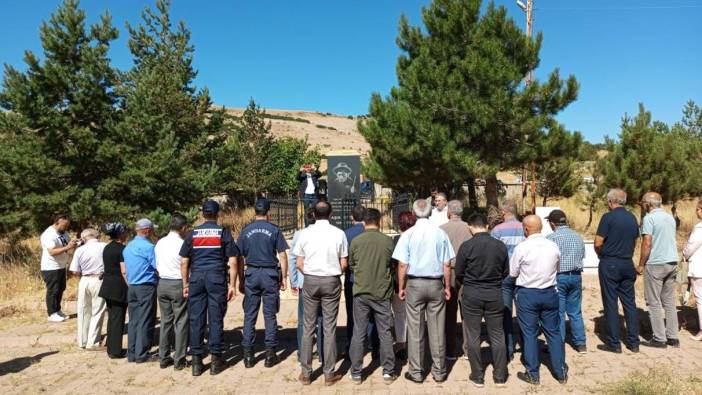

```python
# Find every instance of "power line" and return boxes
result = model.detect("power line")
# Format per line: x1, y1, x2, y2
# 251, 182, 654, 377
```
537, 5, 702, 11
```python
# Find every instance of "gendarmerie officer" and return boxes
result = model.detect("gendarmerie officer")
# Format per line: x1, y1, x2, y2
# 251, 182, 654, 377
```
238, 198, 289, 368
179, 200, 240, 376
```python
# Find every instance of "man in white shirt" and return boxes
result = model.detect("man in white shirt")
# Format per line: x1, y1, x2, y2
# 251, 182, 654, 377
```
40, 214, 77, 322
293, 201, 348, 386
155, 214, 189, 370
69, 228, 107, 349
429, 192, 449, 226
510, 215, 567, 385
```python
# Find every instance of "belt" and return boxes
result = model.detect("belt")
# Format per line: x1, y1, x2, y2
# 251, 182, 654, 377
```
407, 275, 442, 280
558, 270, 582, 275
81, 273, 102, 277
245, 265, 277, 269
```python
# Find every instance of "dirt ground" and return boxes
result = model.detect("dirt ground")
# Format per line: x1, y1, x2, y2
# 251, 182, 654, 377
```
1, 274, 702, 394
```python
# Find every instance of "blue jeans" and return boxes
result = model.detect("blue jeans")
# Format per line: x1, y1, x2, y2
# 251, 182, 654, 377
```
501, 276, 518, 357
516, 287, 566, 380
557, 272, 586, 346
297, 294, 324, 362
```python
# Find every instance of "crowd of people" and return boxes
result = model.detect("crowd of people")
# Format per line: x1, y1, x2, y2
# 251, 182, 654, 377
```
37, 187, 702, 387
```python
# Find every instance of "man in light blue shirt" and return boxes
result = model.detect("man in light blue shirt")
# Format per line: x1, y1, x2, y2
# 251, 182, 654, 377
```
123, 219, 158, 363
638, 192, 679, 348
393, 199, 454, 384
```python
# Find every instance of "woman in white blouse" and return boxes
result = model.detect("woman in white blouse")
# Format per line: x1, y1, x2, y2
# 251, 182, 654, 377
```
684, 201, 702, 341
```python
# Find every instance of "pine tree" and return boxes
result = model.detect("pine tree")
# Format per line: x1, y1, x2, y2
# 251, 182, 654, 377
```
0, 0, 119, 233
236, 99, 276, 196
359, 0, 578, 204
536, 124, 583, 205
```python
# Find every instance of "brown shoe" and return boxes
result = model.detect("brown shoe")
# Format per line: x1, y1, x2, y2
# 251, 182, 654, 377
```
298, 373, 311, 385
325, 373, 343, 386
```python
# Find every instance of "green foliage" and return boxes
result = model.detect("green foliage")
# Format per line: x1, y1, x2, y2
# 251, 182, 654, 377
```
601, 103, 702, 204
359, 0, 578, 200
262, 113, 310, 123
0, 0, 119, 232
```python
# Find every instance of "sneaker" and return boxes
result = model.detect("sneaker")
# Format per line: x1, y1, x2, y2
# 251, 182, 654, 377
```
447, 355, 457, 361
462, 354, 469, 361
642, 339, 667, 348
57, 310, 68, 318
666, 339, 680, 348
690, 333, 702, 341
576, 345, 587, 354
349, 374, 362, 385
47, 313, 66, 322
495, 380, 507, 388
469, 376, 485, 388
383, 373, 397, 384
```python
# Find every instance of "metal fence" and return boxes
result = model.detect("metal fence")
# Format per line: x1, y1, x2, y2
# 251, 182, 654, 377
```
267, 196, 302, 237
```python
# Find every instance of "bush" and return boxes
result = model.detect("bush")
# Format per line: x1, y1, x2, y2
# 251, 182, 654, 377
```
602, 369, 702, 395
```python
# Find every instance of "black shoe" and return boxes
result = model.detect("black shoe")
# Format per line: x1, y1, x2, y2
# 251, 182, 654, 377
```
191, 355, 204, 377
432, 375, 446, 383
210, 354, 226, 375
517, 372, 540, 385
108, 351, 126, 359
135, 354, 158, 364
642, 339, 667, 348
626, 344, 640, 353
597, 344, 622, 354
174, 358, 187, 371
557, 365, 569, 384
160, 357, 174, 369
243, 348, 255, 368
404, 372, 424, 384
666, 339, 680, 348
264, 348, 279, 368
469, 375, 485, 388
575, 345, 587, 354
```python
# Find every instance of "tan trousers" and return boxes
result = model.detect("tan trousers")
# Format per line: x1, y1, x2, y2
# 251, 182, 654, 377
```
77, 276, 106, 348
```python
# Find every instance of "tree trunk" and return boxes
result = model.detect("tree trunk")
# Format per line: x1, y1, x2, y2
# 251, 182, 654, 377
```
467, 178, 478, 209
586, 199, 594, 230
485, 174, 499, 208
542, 195, 548, 207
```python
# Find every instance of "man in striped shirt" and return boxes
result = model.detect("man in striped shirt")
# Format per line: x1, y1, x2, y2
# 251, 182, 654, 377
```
546, 210, 587, 353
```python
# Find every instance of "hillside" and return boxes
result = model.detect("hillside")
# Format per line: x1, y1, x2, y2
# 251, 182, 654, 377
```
225, 108, 370, 154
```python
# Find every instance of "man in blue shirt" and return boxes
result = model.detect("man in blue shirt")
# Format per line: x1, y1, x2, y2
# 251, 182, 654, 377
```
238, 198, 289, 368
343, 205, 366, 355
179, 200, 240, 376
595, 189, 640, 353
393, 199, 455, 384
490, 200, 525, 360
123, 218, 158, 363
546, 210, 587, 353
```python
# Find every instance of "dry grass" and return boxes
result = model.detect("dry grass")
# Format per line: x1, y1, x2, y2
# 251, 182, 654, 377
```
601, 369, 702, 395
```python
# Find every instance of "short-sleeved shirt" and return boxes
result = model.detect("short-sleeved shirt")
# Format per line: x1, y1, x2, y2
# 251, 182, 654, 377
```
510, 234, 560, 289
238, 219, 288, 268
155, 232, 185, 280
179, 221, 240, 272
391, 218, 455, 278
69, 239, 107, 275
349, 229, 394, 300
641, 208, 679, 265
40, 226, 70, 271
491, 219, 525, 258
596, 207, 639, 261
547, 225, 585, 272
123, 236, 158, 285
292, 220, 348, 277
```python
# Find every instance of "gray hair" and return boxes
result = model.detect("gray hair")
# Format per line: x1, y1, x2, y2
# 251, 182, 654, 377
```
643, 194, 662, 208
501, 199, 517, 216
607, 188, 627, 205
435, 192, 447, 201
413, 199, 432, 218
80, 228, 99, 239
447, 200, 463, 216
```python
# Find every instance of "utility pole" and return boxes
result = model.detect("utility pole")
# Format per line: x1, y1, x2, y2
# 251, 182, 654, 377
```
517, 0, 536, 213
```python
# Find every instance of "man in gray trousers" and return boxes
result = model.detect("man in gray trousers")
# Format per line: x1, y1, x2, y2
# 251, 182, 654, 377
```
393, 199, 455, 383
293, 201, 348, 386
154, 214, 189, 370
348, 208, 397, 384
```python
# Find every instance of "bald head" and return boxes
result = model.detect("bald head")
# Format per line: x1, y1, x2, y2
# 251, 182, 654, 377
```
522, 215, 543, 237
642, 191, 662, 211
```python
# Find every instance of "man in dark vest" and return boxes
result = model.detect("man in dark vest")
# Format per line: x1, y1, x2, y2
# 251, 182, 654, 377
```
238, 198, 289, 368
179, 200, 240, 376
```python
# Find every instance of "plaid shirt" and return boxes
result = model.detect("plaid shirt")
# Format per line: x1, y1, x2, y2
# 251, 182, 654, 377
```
546, 225, 585, 272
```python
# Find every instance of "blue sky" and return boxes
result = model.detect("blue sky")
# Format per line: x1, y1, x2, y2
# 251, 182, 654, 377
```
1, 1, 700, 143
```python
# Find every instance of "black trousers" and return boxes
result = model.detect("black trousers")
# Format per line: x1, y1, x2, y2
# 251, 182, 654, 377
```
462, 293, 508, 382
445, 285, 460, 357
41, 268, 66, 316
105, 299, 127, 356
